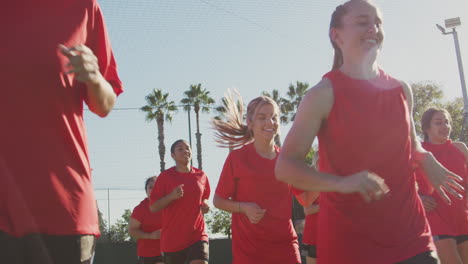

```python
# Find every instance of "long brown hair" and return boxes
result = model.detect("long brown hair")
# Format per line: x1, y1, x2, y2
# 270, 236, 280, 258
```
212, 90, 279, 149
421, 107, 452, 142
329, 0, 379, 70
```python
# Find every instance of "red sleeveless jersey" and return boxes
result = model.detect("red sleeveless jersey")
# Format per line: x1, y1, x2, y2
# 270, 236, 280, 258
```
416, 140, 468, 236
316, 70, 434, 264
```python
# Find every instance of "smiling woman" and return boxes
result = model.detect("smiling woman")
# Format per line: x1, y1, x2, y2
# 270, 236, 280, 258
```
416, 108, 468, 264
149, 139, 211, 264
249, 104, 279, 155
211, 93, 301, 264
274, 0, 464, 264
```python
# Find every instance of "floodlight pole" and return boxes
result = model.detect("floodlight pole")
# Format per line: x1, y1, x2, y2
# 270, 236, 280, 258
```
437, 20, 467, 141
451, 28, 468, 112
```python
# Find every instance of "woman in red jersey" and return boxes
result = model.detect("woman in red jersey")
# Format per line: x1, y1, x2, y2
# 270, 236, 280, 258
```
150, 140, 210, 264
128, 176, 164, 264
416, 108, 468, 264
275, 1, 464, 263
212, 94, 301, 264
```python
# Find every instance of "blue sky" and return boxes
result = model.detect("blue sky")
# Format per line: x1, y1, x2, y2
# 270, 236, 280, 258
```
87, 0, 468, 225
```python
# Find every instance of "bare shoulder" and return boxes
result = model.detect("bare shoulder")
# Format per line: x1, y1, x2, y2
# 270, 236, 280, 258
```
306, 78, 334, 99
299, 78, 334, 119
282, 78, 334, 156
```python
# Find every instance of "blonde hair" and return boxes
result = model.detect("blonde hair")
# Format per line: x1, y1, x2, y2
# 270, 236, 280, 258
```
212, 90, 279, 149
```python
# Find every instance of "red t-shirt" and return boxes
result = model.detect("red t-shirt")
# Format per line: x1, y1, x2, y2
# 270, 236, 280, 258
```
131, 198, 162, 257
0, 0, 122, 237
216, 143, 301, 264
415, 140, 468, 236
150, 167, 210, 253
316, 70, 433, 264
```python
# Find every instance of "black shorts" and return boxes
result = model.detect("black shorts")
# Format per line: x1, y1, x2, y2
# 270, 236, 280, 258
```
163, 240, 209, 264
0, 232, 96, 264
137, 255, 164, 264
301, 244, 317, 258
434, 234, 468, 245
395, 251, 439, 264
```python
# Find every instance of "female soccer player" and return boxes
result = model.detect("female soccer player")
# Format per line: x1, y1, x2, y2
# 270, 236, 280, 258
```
275, 1, 464, 263
416, 108, 468, 264
212, 94, 301, 264
150, 140, 210, 264
129, 176, 163, 264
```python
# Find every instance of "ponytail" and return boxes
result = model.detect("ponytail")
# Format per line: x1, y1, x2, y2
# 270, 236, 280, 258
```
212, 90, 279, 149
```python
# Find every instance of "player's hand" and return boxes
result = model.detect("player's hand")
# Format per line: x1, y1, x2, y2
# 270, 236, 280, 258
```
336, 170, 389, 203
169, 184, 184, 200
58, 44, 103, 85
239, 202, 266, 224
200, 201, 210, 214
420, 152, 464, 205
148, 230, 161, 240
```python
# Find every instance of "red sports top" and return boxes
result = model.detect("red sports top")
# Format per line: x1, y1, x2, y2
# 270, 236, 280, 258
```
150, 167, 210, 253
415, 140, 468, 236
0, 0, 122, 237
216, 143, 301, 264
131, 198, 162, 257
316, 70, 433, 264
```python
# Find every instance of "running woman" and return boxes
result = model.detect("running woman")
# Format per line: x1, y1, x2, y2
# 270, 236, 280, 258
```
0, 1, 122, 263
275, 1, 464, 263
212, 93, 301, 264
416, 108, 468, 264
129, 176, 164, 264
150, 140, 210, 264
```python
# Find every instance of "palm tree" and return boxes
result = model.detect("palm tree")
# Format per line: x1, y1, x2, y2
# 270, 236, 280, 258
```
141, 88, 178, 172
213, 96, 244, 121
286, 81, 310, 121
262, 89, 292, 146
181, 84, 215, 170
213, 97, 229, 121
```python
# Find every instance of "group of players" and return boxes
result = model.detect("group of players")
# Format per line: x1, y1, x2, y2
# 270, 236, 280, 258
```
2, 0, 467, 264
129, 105, 467, 264
129, 1, 468, 264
